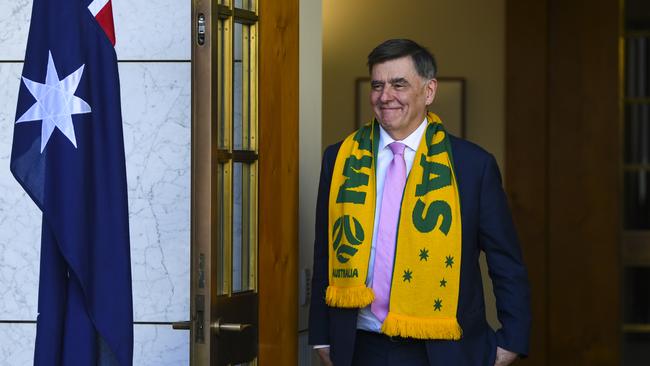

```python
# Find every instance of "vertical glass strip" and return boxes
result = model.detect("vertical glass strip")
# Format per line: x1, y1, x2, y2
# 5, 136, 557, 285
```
217, 19, 233, 150
223, 18, 233, 150
624, 170, 650, 229
624, 267, 650, 323
232, 162, 243, 292
216, 163, 226, 295
625, 103, 650, 164
218, 20, 226, 149
242, 25, 251, 150
233, 23, 252, 150
234, 22, 243, 150
224, 161, 233, 294
241, 163, 251, 290
626, 37, 636, 98
232, 162, 253, 293
248, 162, 257, 290
249, 24, 258, 151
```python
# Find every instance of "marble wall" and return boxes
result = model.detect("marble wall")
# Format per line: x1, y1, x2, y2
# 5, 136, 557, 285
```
0, 1, 191, 365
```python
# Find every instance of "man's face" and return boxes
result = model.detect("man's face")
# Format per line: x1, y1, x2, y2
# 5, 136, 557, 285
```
370, 56, 436, 140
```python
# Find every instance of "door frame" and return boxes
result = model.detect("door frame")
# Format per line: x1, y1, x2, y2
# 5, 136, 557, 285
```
257, 0, 299, 364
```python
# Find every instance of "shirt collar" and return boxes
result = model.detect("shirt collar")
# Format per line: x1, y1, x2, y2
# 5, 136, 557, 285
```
378, 117, 428, 153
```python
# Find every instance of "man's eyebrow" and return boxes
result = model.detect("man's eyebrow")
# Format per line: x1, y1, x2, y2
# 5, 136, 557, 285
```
389, 77, 409, 85
370, 77, 410, 86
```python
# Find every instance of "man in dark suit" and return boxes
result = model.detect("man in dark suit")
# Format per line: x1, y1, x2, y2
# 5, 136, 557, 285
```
308, 39, 530, 366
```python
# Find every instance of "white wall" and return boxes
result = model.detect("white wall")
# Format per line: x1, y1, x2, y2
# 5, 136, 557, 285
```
298, 0, 323, 365
0, 1, 191, 364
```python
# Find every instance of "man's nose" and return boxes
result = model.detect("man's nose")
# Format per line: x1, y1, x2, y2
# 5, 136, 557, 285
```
379, 87, 393, 102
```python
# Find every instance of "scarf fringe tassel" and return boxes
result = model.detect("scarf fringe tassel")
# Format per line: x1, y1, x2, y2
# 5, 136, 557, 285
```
325, 285, 374, 308
382, 312, 463, 340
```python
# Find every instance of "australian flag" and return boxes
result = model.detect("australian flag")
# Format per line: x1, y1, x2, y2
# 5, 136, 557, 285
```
10, 0, 133, 365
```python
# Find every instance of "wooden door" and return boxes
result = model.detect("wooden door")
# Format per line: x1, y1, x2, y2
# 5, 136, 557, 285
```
506, 0, 620, 364
184, 0, 298, 364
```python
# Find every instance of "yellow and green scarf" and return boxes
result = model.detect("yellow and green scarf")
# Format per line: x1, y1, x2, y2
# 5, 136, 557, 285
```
327, 112, 462, 340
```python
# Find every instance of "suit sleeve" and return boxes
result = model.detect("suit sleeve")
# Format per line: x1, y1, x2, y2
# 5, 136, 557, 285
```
478, 154, 531, 356
308, 144, 337, 345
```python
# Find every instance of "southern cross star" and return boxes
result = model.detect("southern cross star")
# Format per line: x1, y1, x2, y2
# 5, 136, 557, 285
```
16, 51, 91, 153
433, 298, 443, 311
402, 269, 413, 282
445, 255, 454, 268
419, 248, 429, 261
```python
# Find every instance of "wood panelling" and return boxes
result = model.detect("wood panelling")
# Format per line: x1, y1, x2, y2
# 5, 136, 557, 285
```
547, 0, 620, 364
505, 1, 549, 365
258, 1, 299, 365
507, 0, 620, 364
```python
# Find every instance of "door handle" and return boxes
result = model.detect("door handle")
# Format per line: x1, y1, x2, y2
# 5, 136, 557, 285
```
211, 318, 253, 336
172, 321, 191, 330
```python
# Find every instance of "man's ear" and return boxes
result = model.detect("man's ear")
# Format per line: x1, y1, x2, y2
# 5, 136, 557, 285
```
425, 78, 437, 106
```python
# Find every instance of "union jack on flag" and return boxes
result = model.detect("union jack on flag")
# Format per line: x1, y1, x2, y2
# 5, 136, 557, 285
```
88, 0, 117, 45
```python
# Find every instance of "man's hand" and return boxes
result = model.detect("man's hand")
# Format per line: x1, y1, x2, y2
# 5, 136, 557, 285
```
316, 347, 334, 366
494, 346, 518, 366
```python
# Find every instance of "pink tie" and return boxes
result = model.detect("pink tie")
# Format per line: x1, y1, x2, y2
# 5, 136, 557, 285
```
371, 142, 407, 322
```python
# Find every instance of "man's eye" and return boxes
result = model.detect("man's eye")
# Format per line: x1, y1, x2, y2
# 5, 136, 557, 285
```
371, 84, 383, 91
393, 83, 405, 89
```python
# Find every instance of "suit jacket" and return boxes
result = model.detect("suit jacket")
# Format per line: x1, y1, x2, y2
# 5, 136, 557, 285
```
308, 135, 531, 366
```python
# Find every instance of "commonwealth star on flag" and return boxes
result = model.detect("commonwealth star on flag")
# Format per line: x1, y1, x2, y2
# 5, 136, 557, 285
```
10, 0, 133, 365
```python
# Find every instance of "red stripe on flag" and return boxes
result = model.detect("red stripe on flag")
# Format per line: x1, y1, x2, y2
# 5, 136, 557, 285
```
95, 0, 116, 46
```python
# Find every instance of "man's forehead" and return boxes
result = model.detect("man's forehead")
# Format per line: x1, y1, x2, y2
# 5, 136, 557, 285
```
370, 56, 418, 80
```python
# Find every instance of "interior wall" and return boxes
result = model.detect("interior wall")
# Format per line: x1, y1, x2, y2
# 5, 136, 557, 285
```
298, 0, 322, 364
323, 0, 506, 168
